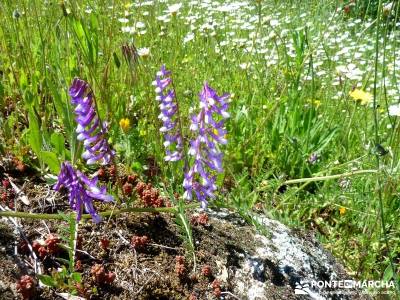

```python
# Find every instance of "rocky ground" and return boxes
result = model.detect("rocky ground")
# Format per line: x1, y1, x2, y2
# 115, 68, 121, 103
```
0, 157, 378, 300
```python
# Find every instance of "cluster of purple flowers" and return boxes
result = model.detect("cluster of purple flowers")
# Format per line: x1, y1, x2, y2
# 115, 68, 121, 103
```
153, 65, 183, 162
54, 162, 113, 223
182, 83, 229, 208
69, 78, 115, 165
56, 70, 229, 220
154, 65, 230, 208
54, 78, 114, 223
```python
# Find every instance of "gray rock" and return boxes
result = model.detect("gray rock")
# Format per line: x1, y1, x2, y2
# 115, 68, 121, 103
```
206, 209, 371, 300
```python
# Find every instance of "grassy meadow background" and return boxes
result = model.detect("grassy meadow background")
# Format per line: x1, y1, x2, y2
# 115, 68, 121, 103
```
0, 0, 399, 291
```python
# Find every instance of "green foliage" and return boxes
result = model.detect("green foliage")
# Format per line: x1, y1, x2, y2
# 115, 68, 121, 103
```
38, 266, 82, 295
58, 212, 78, 274
0, 0, 399, 293
38, 213, 81, 294
355, 0, 382, 17
27, 108, 62, 174
173, 196, 196, 272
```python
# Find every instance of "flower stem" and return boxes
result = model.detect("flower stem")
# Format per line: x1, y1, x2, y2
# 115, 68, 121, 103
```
0, 203, 200, 221
282, 169, 378, 185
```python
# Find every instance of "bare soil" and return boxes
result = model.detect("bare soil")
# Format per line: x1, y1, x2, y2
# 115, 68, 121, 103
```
0, 157, 254, 300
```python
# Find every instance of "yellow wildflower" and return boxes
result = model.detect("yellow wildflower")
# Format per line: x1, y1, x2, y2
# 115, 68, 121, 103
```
139, 129, 147, 137
313, 100, 321, 108
339, 206, 346, 216
119, 118, 130, 133
307, 99, 321, 108
349, 89, 373, 105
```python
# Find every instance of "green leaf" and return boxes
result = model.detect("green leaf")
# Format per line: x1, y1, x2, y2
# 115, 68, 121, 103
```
90, 14, 99, 31
41, 151, 60, 174
6, 114, 16, 138
19, 70, 28, 90
47, 79, 73, 136
28, 109, 42, 157
90, 15, 99, 65
131, 161, 143, 172
51, 132, 65, 159
71, 272, 82, 283
71, 18, 89, 62
70, 288, 79, 296
72, 19, 85, 43
314, 127, 338, 153
0, 80, 4, 100
55, 257, 70, 266
113, 52, 121, 69
24, 90, 34, 107
383, 265, 394, 282
60, 265, 68, 278
38, 274, 56, 287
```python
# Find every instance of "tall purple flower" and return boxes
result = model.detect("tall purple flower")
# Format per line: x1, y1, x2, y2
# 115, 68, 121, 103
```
153, 65, 183, 162
54, 162, 114, 223
69, 78, 115, 165
183, 82, 229, 208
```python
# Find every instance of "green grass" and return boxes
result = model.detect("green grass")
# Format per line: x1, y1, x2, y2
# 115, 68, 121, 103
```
0, 0, 399, 294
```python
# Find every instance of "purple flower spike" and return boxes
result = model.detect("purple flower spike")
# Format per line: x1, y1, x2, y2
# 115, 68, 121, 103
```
183, 82, 229, 208
69, 78, 115, 165
153, 65, 183, 162
54, 162, 114, 223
